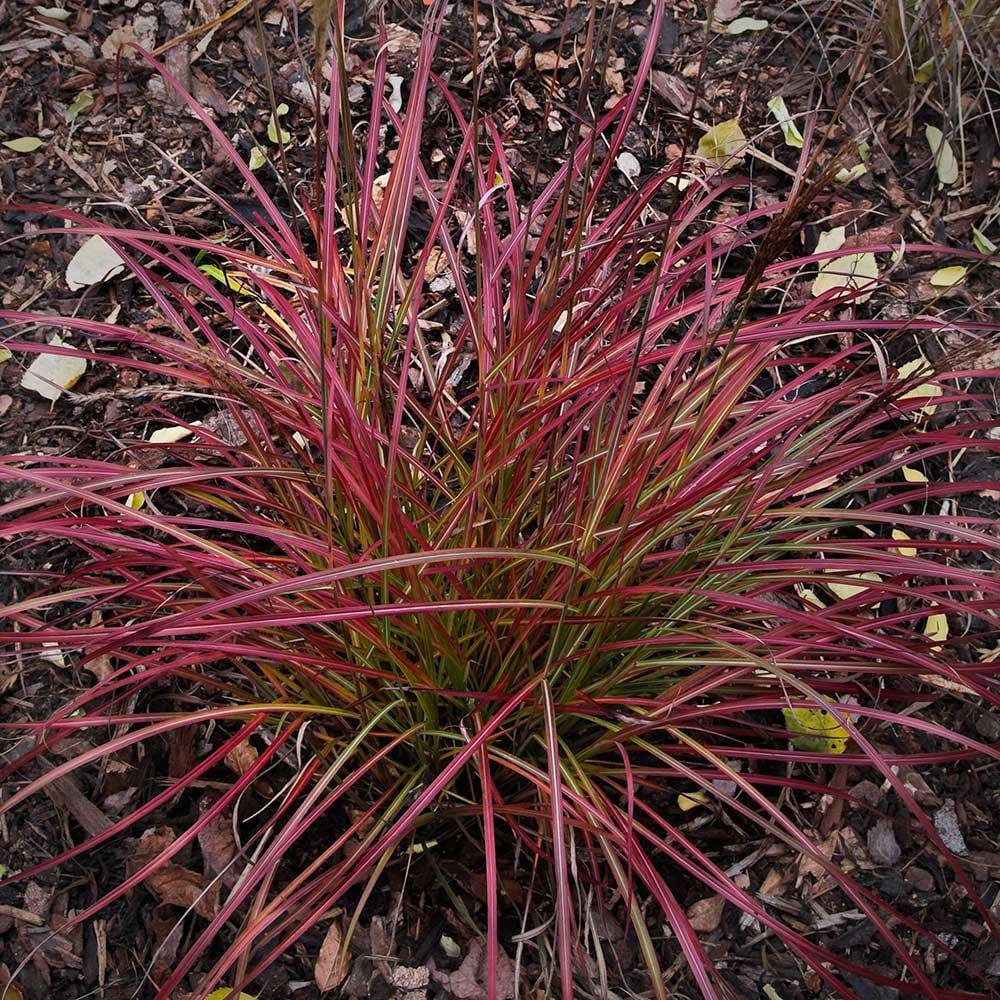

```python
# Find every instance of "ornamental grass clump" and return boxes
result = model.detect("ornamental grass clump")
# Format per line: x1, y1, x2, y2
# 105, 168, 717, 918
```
1, 5, 999, 999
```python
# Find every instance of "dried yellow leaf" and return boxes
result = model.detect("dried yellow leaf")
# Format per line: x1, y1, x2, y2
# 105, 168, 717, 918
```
897, 356, 943, 416
677, 790, 710, 811
824, 570, 881, 601
924, 609, 948, 650
929, 265, 967, 287
20, 335, 87, 401
891, 529, 917, 558
696, 119, 747, 171
925, 125, 959, 186
781, 703, 850, 754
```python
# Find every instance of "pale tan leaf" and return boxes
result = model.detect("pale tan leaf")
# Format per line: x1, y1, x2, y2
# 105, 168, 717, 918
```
66, 236, 125, 290
929, 265, 967, 287
686, 894, 726, 932
20, 335, 87, 401
925, 125, 959, 186
315, 920, 350, 991
897, 356, 943, 416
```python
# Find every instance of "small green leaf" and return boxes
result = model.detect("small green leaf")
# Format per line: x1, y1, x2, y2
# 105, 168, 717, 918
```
696, 119, 747, 170
199, 263, 254, 296
914, 57, 935, 84
65, 91, 94, 125
766, 95, 803, 149
0, 346, 11, 363
248, 145, 267, 170
972, 228, 997, 255
638, 251, 660, 266
205, 991, 257, 1000
925, 125, 959, 186
266, 102, 291, 145
929, 265, 967, 287
727, 16, 768, 33
2, 136, 44, 153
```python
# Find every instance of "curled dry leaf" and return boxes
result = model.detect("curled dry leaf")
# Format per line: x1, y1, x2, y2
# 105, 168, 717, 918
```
432, 938, 515, 1000
867, 818, 902, 865
223, 739, 258, 775
315, 920, 351, 991
685, 894, 726, 933
196, 797, 239, 888
129, 827, 219, 919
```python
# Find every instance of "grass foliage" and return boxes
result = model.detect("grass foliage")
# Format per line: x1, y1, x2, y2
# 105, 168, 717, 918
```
1, 5, 999, 998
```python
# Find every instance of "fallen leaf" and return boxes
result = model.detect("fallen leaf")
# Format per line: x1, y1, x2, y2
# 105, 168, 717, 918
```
696, 119, 747, 170
248, 145, 266, 170
767, 95, 803, 148
710, 0, 742, 23
223, 739, 258, 775
315, 920, 350, 991
205, 991, 257, 1000
811, 227, 878, 301
65, 91, 94, 125
685, 894, 725, 932
823, 569, 882, 601
914, 57, 935, 83
2, 136, 44, 153
148, 424, 195, 445
197, 798, 238, 888
925, 125, 959, 187
267, 102, 291, 145
35, 5, 72, 18
891, 529, 917, 557
727, 16, 768, 33
534, 50, 570, 72
433, 938, 515, 1000
616, 150, 641, 182
677, 790, 709, 810
129, 827, 219, 919
782, 702, 850, 753
902, 465, 928, 483
897, 355, 943, 416
972, 228, 997, 255
929, 265, 967, 287
924, 607, 948, 649
66, 235, 126, 290
100, 24, 140, 60
835, 141, 870, 184
867, 817, 901, 865
20, 335, 87, 402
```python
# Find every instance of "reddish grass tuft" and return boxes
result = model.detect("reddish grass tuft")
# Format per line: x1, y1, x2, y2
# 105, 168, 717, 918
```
1, 6, 999, 998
